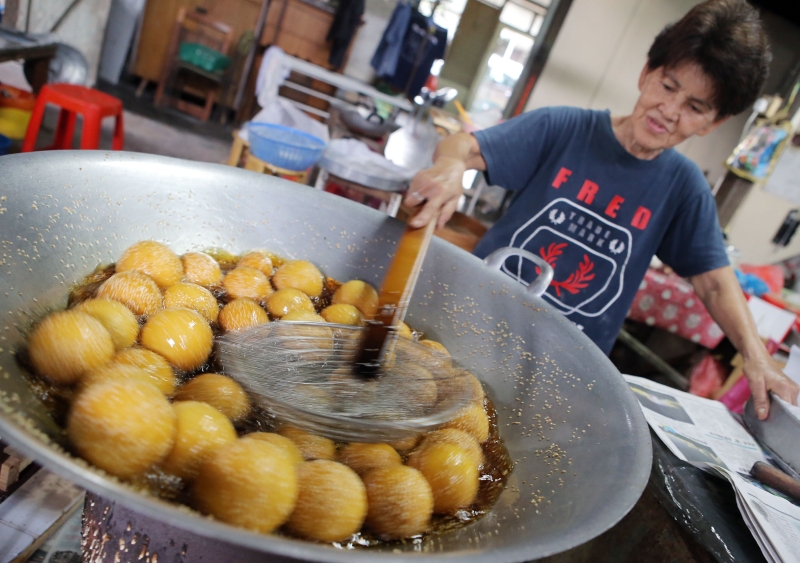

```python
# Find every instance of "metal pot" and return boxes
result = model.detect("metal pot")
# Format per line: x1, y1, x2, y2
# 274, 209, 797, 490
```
0, 152, 650, 562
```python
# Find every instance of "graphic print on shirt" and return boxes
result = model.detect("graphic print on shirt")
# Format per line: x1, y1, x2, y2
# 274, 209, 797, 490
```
503, 198, 632, 317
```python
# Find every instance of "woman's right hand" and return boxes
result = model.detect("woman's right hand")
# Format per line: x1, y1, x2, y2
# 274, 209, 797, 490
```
405, 157, 466, 229
404, 132, 486, 229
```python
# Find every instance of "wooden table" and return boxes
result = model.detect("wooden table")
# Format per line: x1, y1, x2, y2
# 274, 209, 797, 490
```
0, 31, 57, 93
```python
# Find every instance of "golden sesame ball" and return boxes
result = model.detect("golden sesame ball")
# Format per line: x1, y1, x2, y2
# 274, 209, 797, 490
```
277, 426, 335, 461
161, 401, 237, 481
236, 251, 274, 277
223, 267, 273, 301
362, 465, 433, 539
417, 428, 484, 468
320, 304, 363, 326
96, 271, 163, 317
272, 260, 323, 297
287, 460, 367, 542
67, 380, 176, 479
398, 322, 413, 339
193, 439, 298, 533
266, 288, 315, 318
241, 432, 303, 466
218, 298, 269, 332
332, 280, 379, 317
181, 252, 223, 288
113, 347, 176, 395
337, 443, 401, 475
389, 434, 421, 453
140, 308, 213, 372
203, 247, 238, 270
418, 339, 450, 357
82, 363, 159, 391
28, 310, 115, 385
387, 364, 438, 415
74, 298, 139, 352
407, 443, 479, 513
441, 403, 490, 443
281, 310, 325, 322
116, 241, 183, 289
163, 282, 219, 324
275, 316, 334, 363
174, 373, 250, 422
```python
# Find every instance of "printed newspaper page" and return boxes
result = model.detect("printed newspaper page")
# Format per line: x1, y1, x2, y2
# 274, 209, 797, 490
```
623, 375, 767, 473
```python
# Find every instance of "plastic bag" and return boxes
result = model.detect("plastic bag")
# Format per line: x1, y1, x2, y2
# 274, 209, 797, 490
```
689, 354, 727, 398
726, 122, 791, 182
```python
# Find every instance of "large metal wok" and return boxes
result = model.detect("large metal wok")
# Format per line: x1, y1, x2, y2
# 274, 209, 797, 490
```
0, 152, 650, 562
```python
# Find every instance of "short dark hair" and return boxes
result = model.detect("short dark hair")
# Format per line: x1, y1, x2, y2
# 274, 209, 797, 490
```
647, 0, 771, 118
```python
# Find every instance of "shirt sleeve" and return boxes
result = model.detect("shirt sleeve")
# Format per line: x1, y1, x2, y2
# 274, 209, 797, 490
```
656, 167, 730, 278
473, 108, 553, 191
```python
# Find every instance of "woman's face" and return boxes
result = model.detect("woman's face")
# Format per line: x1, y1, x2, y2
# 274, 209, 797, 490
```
631, 62, 726, 152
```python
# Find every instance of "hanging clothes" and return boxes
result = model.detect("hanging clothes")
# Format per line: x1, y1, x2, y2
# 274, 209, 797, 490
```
327, 0, 366, 70
388, 11, 447, 98
370, 1, 413, 78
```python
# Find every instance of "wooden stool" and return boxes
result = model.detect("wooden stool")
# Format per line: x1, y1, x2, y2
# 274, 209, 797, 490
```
227, 130, 248, 167
22, 84, 124, 151
244, 153, 309, 184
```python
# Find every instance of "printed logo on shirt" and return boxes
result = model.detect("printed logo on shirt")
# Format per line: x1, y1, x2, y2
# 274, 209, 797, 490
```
504, 198, 632, 317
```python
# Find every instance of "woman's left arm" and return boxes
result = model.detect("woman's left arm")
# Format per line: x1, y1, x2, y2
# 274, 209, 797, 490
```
690, 266, 799, 419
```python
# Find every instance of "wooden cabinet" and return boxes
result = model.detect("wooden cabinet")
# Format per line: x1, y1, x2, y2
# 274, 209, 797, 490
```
132, 0, 262, 106
260, 0, 338, 70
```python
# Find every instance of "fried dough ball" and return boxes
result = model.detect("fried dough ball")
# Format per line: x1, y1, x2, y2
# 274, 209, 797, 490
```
418, 339, 450, 357
362, 465, 433, 539
67, 380, 176, 479
267, 288, 314, 318
416, 429, 484, 469
337, 443, 401, 475
407, 443, 479, 513
74, 298, 139, 351
218, 298, 269, 332
389, 434, 421, 453
163, 282, 219, 323
223, 267, 273, 301
114, 347, 176, 395
320, 304, 363, 326
237, 251, 274, 276
181, 252, 223, 288
174, 373, 250, 422
97, 271, 163, 317
203, 247, 238, 270
441, 403, 490, 443
387, 364, 438, 415
82, 364, 160, 391
287, 460, 367, 542
161, 401, 237, 480
116, 241, 183, 289
140, 308, 213, 372
241, 432, 303, 466
278, 427, 335, 461
28, 310, 115, 385
193, 439, 298, 533
274, 315, 334, 363
398, 322, 413, 339
281, 310, 325, 322
272, 260, 323, 297
332, 280, 379, 317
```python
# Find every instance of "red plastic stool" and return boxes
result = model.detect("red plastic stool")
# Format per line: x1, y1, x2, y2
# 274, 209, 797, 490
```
22, 84, 124, 152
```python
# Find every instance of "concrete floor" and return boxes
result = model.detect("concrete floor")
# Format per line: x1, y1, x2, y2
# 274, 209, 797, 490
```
0, 66, 234, 163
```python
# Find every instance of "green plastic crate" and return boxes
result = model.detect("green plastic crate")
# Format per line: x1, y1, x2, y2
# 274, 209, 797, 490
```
178, 42, 230, 73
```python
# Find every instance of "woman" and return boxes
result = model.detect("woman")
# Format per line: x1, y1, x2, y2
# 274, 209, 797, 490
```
404, 0, 799, 417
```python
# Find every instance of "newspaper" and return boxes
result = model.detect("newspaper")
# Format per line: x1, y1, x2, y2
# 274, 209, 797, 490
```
625, 375, 800, 563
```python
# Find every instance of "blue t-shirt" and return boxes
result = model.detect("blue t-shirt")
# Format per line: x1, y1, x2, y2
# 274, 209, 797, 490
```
473, 107, 729, 354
